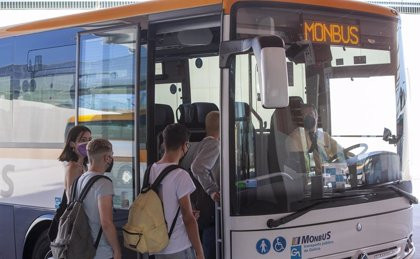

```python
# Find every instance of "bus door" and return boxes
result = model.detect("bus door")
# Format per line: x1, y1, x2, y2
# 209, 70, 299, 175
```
77, 25, 144, 259
148, 13, 222, 257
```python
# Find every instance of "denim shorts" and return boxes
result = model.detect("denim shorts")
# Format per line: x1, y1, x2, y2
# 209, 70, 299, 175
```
153, 247, 196, 259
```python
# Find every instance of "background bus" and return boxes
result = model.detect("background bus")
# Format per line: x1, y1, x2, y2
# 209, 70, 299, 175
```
0, 0, 413, 258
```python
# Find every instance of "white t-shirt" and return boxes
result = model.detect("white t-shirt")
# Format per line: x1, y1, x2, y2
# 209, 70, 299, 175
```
149, 162, 196, 255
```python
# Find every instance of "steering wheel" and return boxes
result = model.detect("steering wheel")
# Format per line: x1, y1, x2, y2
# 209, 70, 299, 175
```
329, 143, 368, 163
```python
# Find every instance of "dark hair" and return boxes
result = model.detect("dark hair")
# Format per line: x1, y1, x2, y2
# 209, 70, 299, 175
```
302, 103, 318, 116
162, 123, 190, 151
58, 125, 91, 163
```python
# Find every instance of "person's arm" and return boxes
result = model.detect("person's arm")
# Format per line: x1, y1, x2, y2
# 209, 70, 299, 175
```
191, 139, 220, 197
98, 195, 121, 259
64, 162, 82, 200
179, 194, 204, 259
324, 132, 347, 161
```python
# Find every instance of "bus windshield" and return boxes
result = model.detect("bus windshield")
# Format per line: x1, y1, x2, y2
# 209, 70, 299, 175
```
230, 6, 407, 216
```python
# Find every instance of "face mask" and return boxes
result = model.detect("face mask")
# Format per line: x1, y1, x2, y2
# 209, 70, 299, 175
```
303, 115, 316, 131
76, 143, 88, 157
105, 159, 114, 173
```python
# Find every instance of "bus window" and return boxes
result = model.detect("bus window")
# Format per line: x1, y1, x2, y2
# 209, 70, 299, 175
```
0, 43, 13, 142
155, 82, 182, 119
78, 26, 137, 209
12, 30, 76, 144
189, 56, 220, 107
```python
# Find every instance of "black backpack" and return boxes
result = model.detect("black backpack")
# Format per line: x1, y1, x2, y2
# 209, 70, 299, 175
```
48, 191, 68, 242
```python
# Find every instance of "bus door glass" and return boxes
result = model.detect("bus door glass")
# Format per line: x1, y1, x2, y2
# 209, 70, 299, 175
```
77, 26, 138, 210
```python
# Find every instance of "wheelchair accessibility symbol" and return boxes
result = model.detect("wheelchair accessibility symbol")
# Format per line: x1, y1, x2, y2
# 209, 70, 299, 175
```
273, 236, 286, 253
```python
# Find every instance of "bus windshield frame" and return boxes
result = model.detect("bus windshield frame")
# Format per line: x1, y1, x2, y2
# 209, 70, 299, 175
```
228, 3, 408, 216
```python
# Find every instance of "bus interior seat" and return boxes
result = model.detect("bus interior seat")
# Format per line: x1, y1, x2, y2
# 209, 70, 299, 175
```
178, 102, 219, 172
155, 103, 175, 158
263, 96, 305, 212
177, 102, 218, 142
289, 96, 305, 128
268, 96, 303, 173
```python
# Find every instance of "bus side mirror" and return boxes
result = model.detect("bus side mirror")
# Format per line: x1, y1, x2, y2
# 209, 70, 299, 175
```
220, 35, 289, 108
258, 46, 289, 108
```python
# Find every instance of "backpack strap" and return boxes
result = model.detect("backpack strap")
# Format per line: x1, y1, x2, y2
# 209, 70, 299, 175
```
77, 175, 112, 202
150, 164, 181, 192
141, 164, 153, 192
168, 206, 180, 238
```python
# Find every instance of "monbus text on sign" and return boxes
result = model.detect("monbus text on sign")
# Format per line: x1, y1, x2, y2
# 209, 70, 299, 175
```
303, 20, 360, 46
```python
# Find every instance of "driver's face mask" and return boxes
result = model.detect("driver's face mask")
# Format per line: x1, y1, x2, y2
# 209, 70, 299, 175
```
303, 114, 316, 131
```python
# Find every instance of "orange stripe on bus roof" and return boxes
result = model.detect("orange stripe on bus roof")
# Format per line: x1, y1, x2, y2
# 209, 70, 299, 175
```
0, 0, 396, 39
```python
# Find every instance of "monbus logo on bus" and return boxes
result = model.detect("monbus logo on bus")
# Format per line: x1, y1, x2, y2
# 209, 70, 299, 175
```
292, 231, 332, 245
303, 20, 360, 46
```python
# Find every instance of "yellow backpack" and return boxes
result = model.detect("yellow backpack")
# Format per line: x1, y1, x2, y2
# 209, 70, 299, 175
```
123, 165, 181, 253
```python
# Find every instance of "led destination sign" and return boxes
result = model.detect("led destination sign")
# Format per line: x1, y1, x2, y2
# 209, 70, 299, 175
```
303, 20, 360, 46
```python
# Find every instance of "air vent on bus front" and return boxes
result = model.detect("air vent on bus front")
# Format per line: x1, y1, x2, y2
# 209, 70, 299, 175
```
367, 246, 400, 259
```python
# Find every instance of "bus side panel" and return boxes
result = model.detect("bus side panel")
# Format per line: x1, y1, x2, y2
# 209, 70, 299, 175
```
14, 206, 54, 259
0, 204, 16, 259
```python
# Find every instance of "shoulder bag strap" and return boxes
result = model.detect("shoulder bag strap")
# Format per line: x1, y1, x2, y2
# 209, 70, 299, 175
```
94, 228, 103, 249
69, 176, 81, 203
60, 190, 68, 206
141, 165, 153, 192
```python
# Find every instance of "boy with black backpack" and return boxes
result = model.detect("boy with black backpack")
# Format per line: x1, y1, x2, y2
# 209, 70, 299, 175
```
51, 139, 120, 259
149, 123, 204, 259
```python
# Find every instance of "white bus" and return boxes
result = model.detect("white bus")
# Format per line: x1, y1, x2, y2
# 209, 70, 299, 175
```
0, 0, 414, 258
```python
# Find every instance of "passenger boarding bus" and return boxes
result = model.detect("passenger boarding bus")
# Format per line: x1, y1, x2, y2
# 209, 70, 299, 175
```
0, 0, 415, 258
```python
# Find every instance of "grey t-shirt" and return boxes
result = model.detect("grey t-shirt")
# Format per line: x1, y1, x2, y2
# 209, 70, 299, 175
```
76, 171, 114, 259
181, 136, 220, 195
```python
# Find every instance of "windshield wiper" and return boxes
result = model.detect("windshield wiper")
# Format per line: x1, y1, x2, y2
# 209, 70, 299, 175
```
266, 193, 374, 228
355, 181, 418, 205
386, 185, 418, 204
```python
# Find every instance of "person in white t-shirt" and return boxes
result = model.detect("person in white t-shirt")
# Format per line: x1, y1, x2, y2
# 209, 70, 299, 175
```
150, 123, 204, 259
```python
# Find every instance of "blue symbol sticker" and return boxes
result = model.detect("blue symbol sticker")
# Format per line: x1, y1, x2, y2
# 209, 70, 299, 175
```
256, 238, 271, 254
273, 236, 286, 253
291, 245, 302, 259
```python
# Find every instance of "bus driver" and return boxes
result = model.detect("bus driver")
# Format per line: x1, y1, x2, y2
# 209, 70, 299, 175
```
285, 104, 346, 174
